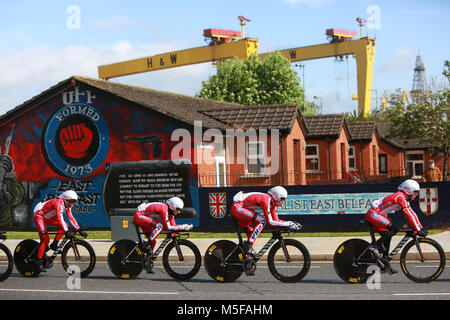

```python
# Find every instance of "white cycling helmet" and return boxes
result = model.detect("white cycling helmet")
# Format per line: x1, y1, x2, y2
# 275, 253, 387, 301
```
59, 190, 78, 202
398, 179, 420, 196
167, 197, 184, 212
268, 186, 288, 202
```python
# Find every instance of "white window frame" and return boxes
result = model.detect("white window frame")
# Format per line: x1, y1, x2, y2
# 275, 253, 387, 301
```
245, 140, 266, 174
406, 151, 424, 179
305, 144, 320, 173
348, 146, 356, 170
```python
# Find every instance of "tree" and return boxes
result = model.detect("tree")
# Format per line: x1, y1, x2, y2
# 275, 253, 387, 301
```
197, 52, 318, 114
384, 61, 449, 181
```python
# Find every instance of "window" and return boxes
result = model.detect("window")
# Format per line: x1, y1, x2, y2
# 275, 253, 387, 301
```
246, 141, 265, 174
379, 154, 387, 174
305, 144, 319, 172
406, 151, 424, 179
348, 146, 356, 170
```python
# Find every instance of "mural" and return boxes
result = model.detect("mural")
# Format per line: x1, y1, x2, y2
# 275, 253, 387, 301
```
0, 84, 199, 230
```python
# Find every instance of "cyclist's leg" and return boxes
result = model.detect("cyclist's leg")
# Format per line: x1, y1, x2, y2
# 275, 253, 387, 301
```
248, 215, 266, 247
33, 215, 49, 259
230, 204, 257, 252
365, 210, 397, 273
46, 219, 66, 250
149, 220, 163, 251
133, 214, 155, 251
378, 223, 399, 256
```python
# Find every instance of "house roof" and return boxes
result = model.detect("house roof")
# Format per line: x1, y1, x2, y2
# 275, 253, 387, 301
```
199, 104, 299, 132
376, 123, 439, 150
347, 121, 376, 141
0, 76, 300, 133
303, 114, 347, 139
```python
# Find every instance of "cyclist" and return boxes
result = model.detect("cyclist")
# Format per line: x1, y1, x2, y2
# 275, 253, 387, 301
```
33, 190, 86, 272
133, 197, 193, 255
230, 186, 301, 256
365, 179, 427, 274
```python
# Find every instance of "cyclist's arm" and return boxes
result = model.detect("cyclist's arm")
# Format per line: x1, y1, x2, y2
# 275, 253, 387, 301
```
162, 208, 184, 231
66, 207, 81, 230
54, 201, 70, 232
261, 197, 290, 228
397, 196, 422, 232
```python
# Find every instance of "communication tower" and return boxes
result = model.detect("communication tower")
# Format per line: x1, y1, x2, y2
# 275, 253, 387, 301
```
410, 52, 428, 103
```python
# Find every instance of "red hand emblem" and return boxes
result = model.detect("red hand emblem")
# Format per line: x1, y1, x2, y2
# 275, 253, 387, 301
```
59, 123, 93, 159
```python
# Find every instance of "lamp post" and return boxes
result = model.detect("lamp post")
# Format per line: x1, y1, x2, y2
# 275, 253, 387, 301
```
314, 96, 323, 114
295, 63, 305, 112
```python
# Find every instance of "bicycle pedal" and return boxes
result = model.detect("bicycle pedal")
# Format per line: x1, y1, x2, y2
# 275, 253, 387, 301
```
243, 257, 256, 276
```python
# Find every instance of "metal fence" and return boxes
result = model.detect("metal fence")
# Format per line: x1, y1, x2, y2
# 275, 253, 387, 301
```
197, 169, 411, 187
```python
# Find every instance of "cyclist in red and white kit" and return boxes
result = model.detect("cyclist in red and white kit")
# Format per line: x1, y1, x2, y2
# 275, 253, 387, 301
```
230, 186, 301, 256
133, 197, 193, 254
365, 179, 427, 273
33, 190, 86, 271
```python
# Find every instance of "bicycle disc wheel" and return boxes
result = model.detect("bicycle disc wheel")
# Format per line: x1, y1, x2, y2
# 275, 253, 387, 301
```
267, 239, 311, 283
0, 243, 13, 281
61, 239, 96, 278
162, 239, 201, 281
333, 238, 376, 284
107, 239, 143, 279
13, 239, 41, 277
204, 240, 244, 283
400, 238, 446, 283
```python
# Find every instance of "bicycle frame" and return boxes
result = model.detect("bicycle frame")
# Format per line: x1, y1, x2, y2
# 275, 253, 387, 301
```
228, 219, 291, 264
356, 226, 424, 265
133, 226, 187, 261
25, 232, 81, 265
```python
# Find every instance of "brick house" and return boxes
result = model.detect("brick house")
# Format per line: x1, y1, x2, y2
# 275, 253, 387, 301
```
347, 121, 380, 181
0, 75, 313, 230
377, 123, 445, 181
303, 114, 351, 183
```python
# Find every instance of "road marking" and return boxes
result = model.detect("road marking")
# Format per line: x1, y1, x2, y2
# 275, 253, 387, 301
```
394, 293, 450, 296
0, 288, 178, 295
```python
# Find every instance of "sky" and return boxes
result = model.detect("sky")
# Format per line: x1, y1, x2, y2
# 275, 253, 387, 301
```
0, 0, 449, 116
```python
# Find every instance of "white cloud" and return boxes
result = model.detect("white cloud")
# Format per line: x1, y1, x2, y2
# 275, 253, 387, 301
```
281, 0, 332, 6
90, 15, 136, 32
378, 47, 415, 73
0, 41, 214, 115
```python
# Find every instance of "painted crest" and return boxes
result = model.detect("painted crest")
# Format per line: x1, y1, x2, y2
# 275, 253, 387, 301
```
209, 192, 227, 218
43, 102, 110, 178
419, 188, 438, 216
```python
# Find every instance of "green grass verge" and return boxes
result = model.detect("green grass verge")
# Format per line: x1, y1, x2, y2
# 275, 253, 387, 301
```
3, 230, 442, 240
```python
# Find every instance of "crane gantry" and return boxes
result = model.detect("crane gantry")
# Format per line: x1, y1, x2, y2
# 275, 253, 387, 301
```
98, 17, 375, 117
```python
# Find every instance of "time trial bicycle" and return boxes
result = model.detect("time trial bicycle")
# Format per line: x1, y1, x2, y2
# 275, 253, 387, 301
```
107, 224, 201, 280
204, 220, 310, 283
0, 232, 13, 281
14, 230, 96, 278
333, 220, 446, 283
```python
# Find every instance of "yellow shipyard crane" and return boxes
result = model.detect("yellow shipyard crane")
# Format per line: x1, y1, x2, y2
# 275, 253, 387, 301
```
98, 17, 375, 117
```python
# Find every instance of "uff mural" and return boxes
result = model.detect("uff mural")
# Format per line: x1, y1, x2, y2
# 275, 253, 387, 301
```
0, 78, 199, 230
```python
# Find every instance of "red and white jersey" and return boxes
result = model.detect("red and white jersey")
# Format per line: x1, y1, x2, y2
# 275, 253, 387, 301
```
135, 202, 184, 231
371, 191, 422, 231
33, 198, 80, 232
233, 191, 289, 228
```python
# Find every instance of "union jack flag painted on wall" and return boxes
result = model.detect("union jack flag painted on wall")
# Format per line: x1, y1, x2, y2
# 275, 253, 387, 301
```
209, 192, 227, 218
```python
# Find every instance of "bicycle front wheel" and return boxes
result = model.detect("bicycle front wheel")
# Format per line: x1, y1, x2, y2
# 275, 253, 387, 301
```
400, 238, 446, 283
204, 240, 244, 283
0, 243, 13, 281
333, 238, 376, 284
267, 239, 311, 283
107, 239, 143, 279
162, 239, 201, 281
61, 239, 96, 278
13, 239, 41, 277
